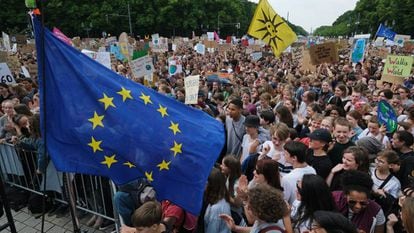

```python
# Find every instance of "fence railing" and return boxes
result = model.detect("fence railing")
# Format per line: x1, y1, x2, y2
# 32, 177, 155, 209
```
0, 143, 120, 232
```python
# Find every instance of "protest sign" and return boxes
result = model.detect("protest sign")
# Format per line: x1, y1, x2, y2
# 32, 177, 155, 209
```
309, 42, 338, 65
369, 47, 389, 59
218, 44, 231, 53
0, 63, 16, 84
105, 36, 117, 46
129, 55, 154, 78
394, 34, 411, 47
302, 50, 316, 72
10, 35, 27, 44
81, 50, 111, 69
195, 43, 205, 55
245, 48, 253, 54
377, 100, 398, 133
119, 32, 130, 60
2, 32, 11, 51
184, 75, 200, 104
207, 32, 214, 41
337, 39, 349, 50
203, 40, 217, 48
374, 37, 384, 47
152, 33, 160, 45
351, 39, 366, 63
168, 60, 183, 76
291, 46, 304, 63
383, 55, 413, 77
21, 66, 30, 78
250, 52, 263, 61
19, 44, 35, 54
0, 51, 7, 63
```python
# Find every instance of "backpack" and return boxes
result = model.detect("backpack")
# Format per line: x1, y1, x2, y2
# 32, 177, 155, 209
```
259, 225, 286, 233
118, 178, 156, 208
27, 193, 53, 214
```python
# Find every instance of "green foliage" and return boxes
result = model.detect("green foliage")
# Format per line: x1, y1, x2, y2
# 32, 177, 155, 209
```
314, 0, 414, 37
1, 0, 307, 38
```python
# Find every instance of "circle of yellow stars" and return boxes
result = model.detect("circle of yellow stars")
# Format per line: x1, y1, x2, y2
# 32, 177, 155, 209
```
87, 86, 183, 183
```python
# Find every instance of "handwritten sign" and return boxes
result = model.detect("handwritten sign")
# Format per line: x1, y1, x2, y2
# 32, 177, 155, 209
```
291, 46, 304, 63
394, 34, 411, 47
2, 32, 11, 51
0, 63, 16, 84
382, 55, 413, 77
403, 40, 414, 53
130, 55, 154, 78
369, 47, 389, 59
309, 42, 338, 65
184, 75, 200, 104
302, 50, 316, 72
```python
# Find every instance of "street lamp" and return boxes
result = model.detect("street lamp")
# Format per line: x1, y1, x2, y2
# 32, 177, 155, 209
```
81, 22, 93, 38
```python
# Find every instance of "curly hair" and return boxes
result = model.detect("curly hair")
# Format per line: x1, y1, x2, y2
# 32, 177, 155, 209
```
341, 170, 373, 197
247, 184, 288, 223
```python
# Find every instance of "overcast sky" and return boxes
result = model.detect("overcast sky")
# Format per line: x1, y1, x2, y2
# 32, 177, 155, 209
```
249, 0, 359, 33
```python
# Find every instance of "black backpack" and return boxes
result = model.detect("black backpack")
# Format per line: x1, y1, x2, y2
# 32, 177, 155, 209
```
27, 193, 53, 214
118, 178, 156, 208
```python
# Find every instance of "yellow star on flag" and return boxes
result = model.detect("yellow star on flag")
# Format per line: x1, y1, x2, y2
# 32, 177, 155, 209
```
169, 121, 181, 135
145, 171, 154, 182
117, 87, 133, 102
88, 111, 104, 129
101, 154, 118, 168
170, 141, 183, 157
157, 104, 169, 118
88, 136, 103, 153
99, 93, 116, 110
123, 161, 136, 168
157, 160, 171, 171
247, 0, 297, 57
139, 93, 153, 105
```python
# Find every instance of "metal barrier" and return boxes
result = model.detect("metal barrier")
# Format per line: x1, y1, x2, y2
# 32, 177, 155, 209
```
0, 143, 120, 232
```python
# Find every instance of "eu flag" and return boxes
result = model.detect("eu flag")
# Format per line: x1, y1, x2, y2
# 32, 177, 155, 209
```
375, 23, 396, 41
33, 17, 225, 215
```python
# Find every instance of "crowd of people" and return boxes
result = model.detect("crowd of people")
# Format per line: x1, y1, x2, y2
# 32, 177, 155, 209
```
1, 36, 414, 233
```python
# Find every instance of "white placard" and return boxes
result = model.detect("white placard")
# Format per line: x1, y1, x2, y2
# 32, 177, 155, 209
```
207, 32, 214, 41
0, 63, 16, 84
184, 75, 200, 104
251, 52, 263, 61
152, 33, 160, 45
21, 66, 30, 78
130, 55, 154, 78
81, 50, 111, 69
2, 32, 11, 51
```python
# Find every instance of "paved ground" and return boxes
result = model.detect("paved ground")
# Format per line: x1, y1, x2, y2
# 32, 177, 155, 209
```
0, 207, 118, 233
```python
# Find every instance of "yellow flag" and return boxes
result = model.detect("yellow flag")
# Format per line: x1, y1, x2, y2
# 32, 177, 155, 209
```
248, 0, 297, 57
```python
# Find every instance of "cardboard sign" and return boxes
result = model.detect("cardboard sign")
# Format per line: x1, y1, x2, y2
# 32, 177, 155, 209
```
0, 51, 7, 63
203, 40, 217, 48
218, 44, 231, 53
129, 55, 154, 78
383, 55, 413, 78
19, 44, 35, 54
0, 63, 16, 84
291, 46, 304, 63
309, 42, 338, 65
10, 35, 26, 44
184, 75, 200, 104
369, 47, 389, 59
302, 50, 316, 72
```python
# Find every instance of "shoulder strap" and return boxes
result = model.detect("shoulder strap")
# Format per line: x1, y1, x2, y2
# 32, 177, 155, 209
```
232, 120, 243, 142
378, 174, 393, 190
259, 225, 286, 233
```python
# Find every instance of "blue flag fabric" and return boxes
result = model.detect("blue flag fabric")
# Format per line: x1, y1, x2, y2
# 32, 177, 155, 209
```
375, 23, 396, 41
33, 17, 224, 215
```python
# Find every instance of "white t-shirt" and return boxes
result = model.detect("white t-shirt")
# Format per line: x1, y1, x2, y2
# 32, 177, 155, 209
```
241, 134, 261, 164
281, 166, 316, 205
370, 167, 401, 198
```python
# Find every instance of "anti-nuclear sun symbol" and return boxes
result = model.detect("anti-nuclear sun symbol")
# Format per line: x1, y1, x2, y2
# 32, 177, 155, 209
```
256, 8, 284, 49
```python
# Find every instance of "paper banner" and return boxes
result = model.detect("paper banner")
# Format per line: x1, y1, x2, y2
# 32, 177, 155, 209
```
309, 42, 338, 65
130, 55, 154, 78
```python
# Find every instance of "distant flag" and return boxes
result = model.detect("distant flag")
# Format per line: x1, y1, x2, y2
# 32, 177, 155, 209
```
213, 31, 220, 42
247, 0, 297, 57
375, 23, 396, 41
33, 17, 225, 215
52, 27, 72, 46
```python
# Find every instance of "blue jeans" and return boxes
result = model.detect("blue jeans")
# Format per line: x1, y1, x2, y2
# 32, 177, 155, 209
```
113, 191, 135, 226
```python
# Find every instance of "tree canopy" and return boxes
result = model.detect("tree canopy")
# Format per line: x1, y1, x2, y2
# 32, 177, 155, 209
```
1, 0, 307, 38
313, 0, 414, 37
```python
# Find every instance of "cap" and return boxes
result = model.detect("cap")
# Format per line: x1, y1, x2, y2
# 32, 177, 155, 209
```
309, 129, 332, 143
244, 115, 260, 128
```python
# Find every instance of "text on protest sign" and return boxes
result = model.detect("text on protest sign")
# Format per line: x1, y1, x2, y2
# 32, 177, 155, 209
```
291, 46, 304, 63
0, 63, 16, 84
309, 42, 338, 65
382, 55, 413, 78
129, 55, 154, 78
184, 75, 200, 105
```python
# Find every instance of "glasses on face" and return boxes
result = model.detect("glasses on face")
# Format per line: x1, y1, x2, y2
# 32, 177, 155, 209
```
348, 200, 369, 207
375, 158, 385, 164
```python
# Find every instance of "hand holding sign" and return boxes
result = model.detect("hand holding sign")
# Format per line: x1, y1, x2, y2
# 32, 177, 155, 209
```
377, 100, 398, 133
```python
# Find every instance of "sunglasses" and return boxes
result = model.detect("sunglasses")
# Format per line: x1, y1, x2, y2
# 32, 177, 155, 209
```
348, 200, 369, 207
